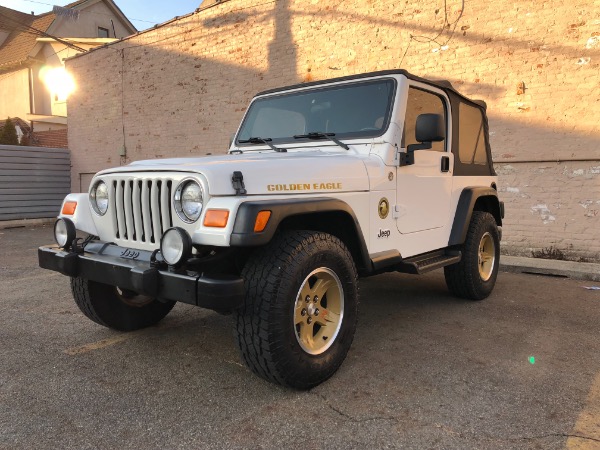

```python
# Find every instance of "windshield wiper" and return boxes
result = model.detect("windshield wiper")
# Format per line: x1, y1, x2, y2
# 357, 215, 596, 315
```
293, 132, 349, 150
238, 137, 286, 152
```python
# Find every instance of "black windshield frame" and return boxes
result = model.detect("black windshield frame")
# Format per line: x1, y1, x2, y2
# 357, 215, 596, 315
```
235, 78, 397, 147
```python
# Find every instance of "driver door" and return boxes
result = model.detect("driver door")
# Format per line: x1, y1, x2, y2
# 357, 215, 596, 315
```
396, 84, 453, 234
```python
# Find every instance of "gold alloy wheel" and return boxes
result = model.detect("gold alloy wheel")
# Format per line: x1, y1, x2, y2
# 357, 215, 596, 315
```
478, 232, 496, 281
294, 267, 344, 355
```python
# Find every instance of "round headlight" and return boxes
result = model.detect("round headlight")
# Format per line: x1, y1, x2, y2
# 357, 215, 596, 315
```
90, 181, 109, 216
160, 227, 192, 267
175, 180, 203, 223
54, 218, 76, 249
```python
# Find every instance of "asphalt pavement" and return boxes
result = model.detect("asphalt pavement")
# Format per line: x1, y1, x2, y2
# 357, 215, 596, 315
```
1, 224, 599, 449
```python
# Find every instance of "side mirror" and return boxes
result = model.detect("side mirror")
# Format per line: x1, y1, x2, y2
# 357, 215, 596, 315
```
401, 114, 446, 166
415, 113, 445, 143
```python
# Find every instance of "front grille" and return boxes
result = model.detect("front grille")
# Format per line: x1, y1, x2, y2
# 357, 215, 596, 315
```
110, 178, 173, 244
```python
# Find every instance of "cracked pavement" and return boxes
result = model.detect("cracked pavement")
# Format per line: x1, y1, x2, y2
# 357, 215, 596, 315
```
1, 225, 599, 449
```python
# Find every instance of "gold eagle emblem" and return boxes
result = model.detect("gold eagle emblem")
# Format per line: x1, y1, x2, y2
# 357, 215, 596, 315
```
378, 198, 389, 219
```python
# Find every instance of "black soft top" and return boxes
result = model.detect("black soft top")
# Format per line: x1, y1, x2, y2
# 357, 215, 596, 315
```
256, 69, 487, 110
256, 69, 495, 177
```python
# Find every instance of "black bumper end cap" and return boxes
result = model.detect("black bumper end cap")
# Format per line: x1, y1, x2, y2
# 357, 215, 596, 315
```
197, 275, 245, 310
38, 246, 79, 277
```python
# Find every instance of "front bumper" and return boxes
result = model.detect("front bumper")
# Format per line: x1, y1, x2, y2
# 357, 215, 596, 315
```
38, 242, 245, 311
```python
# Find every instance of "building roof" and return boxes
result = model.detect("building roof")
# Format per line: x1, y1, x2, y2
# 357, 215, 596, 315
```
31, 128, 68, 149
0, 117, 69, 149
0, 117, 31, 134
62, 0, 89, 8
0, 0, 135, 71
0, 6, 56, 70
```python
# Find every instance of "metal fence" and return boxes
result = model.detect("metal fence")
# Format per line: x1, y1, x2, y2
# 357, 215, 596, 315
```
0, 145, 70, 221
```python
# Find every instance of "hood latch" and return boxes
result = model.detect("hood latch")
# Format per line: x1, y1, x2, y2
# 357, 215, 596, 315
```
231, 171, 247, 195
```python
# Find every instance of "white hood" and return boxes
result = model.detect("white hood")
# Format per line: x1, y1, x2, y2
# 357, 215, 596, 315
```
96, 150, 370, 196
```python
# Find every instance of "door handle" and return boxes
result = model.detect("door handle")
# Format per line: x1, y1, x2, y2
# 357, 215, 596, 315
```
441, 156, 450, 172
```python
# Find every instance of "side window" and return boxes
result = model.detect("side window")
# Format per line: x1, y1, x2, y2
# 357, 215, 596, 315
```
403, 87, 447, 152
458, 103, 487, 164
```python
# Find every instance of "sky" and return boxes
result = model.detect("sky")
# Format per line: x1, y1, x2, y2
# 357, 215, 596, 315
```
1, 0, 204, 31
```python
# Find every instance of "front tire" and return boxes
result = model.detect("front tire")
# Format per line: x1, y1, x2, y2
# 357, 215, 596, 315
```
234, 231, 359, 389
444, 211, 500, 300
70, 278, 175, 331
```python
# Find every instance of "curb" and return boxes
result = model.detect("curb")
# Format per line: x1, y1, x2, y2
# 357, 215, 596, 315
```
0, 218, 55, 230
500, 255, 600, 283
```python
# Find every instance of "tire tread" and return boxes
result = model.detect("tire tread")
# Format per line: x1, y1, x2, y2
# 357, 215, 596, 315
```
70, 277, 175, 331
70, 277, 108, 327
234, 231, 357, 389
444, 211, 499, 300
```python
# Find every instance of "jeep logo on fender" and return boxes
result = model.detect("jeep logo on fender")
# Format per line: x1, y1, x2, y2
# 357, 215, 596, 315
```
377, 229, 391, 238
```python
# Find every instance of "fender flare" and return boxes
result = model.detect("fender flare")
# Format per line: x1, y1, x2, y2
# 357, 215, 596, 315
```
230, 197, 371, 270
448, 187, 503, 246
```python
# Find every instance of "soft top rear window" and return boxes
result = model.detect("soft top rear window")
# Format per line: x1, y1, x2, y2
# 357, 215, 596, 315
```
458, 102, 488, 165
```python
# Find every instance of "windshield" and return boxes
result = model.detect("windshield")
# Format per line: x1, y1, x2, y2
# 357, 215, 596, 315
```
236, 78, 396, 146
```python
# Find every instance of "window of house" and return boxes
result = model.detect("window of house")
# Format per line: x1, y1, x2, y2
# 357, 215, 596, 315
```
458, 102, 487, 164
98, 27, 110, 38
403, 87, 447, 152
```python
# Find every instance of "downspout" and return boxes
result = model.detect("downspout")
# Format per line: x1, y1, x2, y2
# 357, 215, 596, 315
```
28, 67, 35, 115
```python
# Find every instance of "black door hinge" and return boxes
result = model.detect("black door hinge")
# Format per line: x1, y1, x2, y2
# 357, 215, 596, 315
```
399, 151, 414, 166
231, 171, 247, 195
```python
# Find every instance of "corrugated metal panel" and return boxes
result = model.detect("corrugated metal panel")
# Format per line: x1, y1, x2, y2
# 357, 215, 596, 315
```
0, 145, 70, 221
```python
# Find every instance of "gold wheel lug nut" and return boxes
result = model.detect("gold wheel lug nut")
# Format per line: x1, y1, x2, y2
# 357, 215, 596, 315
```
301, 309, 307, 316
315, 308, 320, 316
305, 295, 310, 303
307, 317, 313, 324
313, 295, 318, 303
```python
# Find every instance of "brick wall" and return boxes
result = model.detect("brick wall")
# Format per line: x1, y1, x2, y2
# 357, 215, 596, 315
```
66, 0, 600, 261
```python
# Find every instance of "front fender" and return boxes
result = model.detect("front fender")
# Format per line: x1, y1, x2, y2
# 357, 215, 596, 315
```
230, 197, 371, 271
58, 193, 99, 236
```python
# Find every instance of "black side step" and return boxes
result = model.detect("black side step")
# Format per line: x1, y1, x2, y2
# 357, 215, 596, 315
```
396, 250, 462, 275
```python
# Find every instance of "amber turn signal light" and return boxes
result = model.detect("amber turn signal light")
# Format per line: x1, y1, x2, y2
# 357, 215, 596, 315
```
203, 209, 229, 228
254, 210, 271, 232
62, 201, 77, 215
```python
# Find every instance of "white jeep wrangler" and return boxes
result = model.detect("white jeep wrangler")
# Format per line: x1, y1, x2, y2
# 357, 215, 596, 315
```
39, 70, 504, 389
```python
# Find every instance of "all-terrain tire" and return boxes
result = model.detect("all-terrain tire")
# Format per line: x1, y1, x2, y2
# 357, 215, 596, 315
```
444, 211, 500, 300
234, 231, 359, 390
70, 277, 175, 331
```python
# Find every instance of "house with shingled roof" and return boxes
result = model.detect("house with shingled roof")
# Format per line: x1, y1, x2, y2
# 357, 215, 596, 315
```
0, 117, 68, 148
0, 0, 136, 138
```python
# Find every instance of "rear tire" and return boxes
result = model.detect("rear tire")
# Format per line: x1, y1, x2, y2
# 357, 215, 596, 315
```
234, 231, 358, 389
444, 211, 500, 300
70, 277, 175, 331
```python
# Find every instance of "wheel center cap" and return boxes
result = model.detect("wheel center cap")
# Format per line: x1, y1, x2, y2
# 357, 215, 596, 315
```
307, 303, 316, 316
